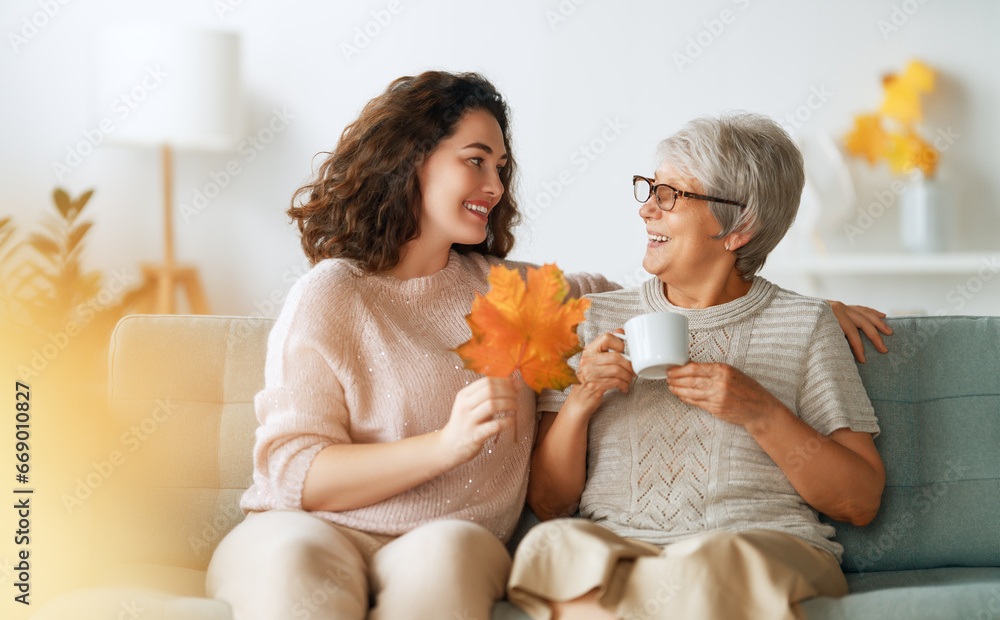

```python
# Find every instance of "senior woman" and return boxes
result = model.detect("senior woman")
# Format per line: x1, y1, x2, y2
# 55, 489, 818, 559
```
507, 113, 885, 620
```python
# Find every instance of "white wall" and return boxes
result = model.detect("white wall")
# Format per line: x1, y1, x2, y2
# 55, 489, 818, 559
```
3, 0, 998, 317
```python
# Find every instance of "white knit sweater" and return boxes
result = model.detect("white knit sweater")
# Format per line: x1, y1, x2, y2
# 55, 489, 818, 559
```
240, 250, 615, 542
537, 276, 879, 561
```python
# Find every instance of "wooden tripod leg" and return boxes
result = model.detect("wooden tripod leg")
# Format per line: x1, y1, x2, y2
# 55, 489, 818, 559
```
178, 268, 211, 314
137, 264, 160, 313
156, 266, 176, 314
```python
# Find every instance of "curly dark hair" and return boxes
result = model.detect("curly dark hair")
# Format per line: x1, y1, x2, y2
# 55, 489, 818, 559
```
288, 71, 520, 270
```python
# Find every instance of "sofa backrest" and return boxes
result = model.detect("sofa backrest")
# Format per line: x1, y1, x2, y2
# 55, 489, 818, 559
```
824, 315, 1000, 574
98, 314, 273, 573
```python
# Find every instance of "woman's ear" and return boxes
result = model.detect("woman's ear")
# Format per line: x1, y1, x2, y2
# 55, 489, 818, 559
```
412, 152, 427, 195
725, 231, 751, 252
414, 149, 428, 168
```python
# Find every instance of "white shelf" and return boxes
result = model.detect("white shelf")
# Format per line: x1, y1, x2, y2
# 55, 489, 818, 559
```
764, 252, 1000, 276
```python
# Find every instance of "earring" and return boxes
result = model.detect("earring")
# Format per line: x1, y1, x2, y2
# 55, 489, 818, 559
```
725, 242, 730, 251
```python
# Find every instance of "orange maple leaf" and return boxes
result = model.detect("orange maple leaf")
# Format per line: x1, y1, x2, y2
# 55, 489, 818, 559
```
454, 264, 591, 394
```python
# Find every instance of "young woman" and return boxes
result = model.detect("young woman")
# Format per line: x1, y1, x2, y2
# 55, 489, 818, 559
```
205, 71, 614, 620
206, 72, 890, 620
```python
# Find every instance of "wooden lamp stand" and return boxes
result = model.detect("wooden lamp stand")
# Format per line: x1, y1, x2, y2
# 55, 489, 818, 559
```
140, 145, 210, 314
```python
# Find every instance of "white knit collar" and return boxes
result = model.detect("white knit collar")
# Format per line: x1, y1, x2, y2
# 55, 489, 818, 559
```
641, 275, 776, 330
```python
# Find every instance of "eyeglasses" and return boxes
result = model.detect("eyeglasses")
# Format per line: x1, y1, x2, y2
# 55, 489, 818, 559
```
633, 175, 746, 211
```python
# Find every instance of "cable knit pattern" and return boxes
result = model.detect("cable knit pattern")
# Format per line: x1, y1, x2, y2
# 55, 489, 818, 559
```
240, 250, 617, 542
537, 276, 880, 561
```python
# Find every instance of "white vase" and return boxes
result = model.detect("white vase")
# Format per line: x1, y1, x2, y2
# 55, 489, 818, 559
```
899, 174, 952, 254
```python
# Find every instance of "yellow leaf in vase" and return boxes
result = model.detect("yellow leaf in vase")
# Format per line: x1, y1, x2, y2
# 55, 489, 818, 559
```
881, 77, 922, 125
881, 60, 936, 125
845, 114, 890, 165
454, 264, 591, 394
887, 130, 938, 177
900, 60, 935, 93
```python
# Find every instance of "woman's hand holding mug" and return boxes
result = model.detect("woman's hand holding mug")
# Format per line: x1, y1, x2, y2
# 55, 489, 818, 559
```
611, 311, 689, 380
566, 311, 689, 420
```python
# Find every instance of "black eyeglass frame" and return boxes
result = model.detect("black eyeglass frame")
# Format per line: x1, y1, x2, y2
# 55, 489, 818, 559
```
633, 175, 747, 211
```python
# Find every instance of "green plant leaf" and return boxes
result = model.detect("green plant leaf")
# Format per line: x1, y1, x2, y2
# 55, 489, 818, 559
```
54, 188, 72, 218
68, 189, 95, 224
39, 217, 65, 242
74, 189, 94, 212
68, 221, 94, 253
7, 186, 138, 383
28, 233, 60, 259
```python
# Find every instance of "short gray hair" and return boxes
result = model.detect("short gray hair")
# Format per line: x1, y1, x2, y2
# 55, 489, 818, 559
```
655, 112, 804, 280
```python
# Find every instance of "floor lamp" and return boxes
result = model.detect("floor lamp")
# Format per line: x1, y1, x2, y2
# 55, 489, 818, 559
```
95, 26, 241, 314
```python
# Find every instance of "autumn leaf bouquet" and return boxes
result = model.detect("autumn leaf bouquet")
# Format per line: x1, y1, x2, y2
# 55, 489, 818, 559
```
844, 59, 939, 178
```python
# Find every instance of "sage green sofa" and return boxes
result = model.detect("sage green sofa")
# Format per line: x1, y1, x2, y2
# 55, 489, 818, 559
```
32, 314, 1000, 619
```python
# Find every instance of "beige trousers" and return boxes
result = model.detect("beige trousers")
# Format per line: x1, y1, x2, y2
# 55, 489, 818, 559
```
507, 519, 848, 620
206, 510, 512, 620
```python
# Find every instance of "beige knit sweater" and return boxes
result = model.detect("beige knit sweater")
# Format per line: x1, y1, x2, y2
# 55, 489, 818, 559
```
240, 250, 615, 542
538, 276, 880, 561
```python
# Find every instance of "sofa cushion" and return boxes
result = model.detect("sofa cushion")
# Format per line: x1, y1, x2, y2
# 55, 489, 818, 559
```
822, 316, 1000, 574
844, 566, 1000, 593
30, 588, 231, 620
96, 315, 274, 574
493, 601, 532, 619
801, 571, 1000, 620
98, 563, 210, 598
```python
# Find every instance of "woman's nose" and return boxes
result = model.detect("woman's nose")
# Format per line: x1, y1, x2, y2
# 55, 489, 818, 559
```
638, 195, 659, 219
484, 168, 504, 198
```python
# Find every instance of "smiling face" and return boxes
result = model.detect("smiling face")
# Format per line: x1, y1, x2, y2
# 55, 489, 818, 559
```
415, 109, 508, 252
640, 160, 732, 288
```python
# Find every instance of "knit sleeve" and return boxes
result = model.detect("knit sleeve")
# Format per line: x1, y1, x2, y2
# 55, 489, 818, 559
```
797, 304, 880, 437
484, 254, 620, 298
564, 272, 622, 298
250, 270, 353, 511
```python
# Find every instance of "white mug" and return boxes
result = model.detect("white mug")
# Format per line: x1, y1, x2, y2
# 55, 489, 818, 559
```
611, 311, 689, 379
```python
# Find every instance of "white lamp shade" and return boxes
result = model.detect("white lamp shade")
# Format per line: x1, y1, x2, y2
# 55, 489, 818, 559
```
94, 25, 242, 151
